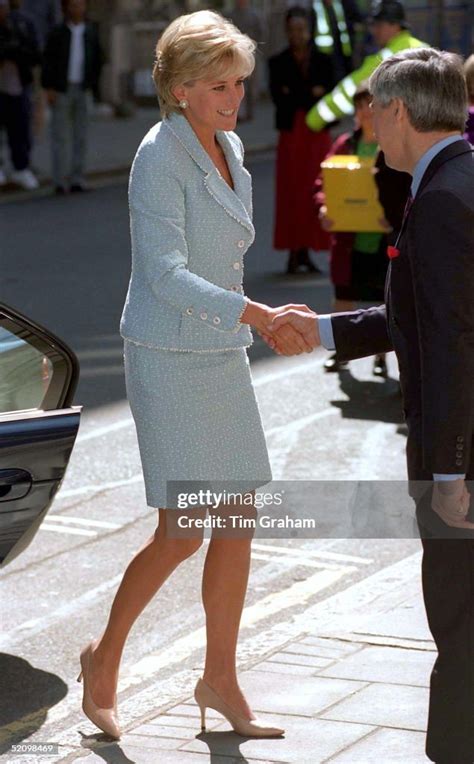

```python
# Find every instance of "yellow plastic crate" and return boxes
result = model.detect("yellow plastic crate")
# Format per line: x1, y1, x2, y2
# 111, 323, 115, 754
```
321, 154, 386, 232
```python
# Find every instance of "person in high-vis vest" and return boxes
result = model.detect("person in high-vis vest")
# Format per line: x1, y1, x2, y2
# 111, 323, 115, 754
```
311, 0, 353, 80
306, 0, 427, 132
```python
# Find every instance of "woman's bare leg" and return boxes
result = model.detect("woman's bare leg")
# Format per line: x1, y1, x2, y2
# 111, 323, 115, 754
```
84, 507, 205, 708
201, 504, 256, 719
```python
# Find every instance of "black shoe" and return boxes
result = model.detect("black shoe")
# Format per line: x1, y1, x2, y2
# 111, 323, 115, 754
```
54, 185, 68, 195
286, 250, 300, 274
373, 355, 388, 377
297, 249, 322, 275
70, 183, 88, 193
324, 353, 348, 372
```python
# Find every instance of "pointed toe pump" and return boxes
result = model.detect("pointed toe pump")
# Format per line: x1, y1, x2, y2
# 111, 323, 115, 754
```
77, 642, 121, 739
194, 678, 285, 737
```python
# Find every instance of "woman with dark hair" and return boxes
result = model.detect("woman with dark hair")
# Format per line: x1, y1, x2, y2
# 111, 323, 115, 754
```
269, 6, 334, 274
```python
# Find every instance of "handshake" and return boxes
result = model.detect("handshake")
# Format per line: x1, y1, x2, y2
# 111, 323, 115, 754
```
241, 301, 321, 356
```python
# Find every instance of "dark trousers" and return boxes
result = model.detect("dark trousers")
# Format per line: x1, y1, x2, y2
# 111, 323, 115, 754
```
417, 491, 474, 763
0, 91, 31, 171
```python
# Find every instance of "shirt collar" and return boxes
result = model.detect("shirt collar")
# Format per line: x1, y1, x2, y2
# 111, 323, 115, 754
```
411, 135, 464, 197
67, 22, 85, 33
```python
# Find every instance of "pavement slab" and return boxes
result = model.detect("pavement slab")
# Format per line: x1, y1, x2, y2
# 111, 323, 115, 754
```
181, 715, 375, 763
327, 727, 428, 763
318, 644, 434, 687
320, 682, 428, 731
236, 670, 368, 717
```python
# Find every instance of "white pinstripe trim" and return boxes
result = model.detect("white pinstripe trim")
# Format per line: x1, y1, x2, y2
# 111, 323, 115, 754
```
317, 100, 338, 123
332, 90, 354, 115
340, 75, 357, 98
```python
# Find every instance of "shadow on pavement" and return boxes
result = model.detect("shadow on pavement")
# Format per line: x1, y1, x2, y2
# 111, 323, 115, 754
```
0, 653, 67, 755
331, 368, 405, 426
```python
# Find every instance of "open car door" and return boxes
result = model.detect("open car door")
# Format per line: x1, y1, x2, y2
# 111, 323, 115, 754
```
0, 302, 81, 568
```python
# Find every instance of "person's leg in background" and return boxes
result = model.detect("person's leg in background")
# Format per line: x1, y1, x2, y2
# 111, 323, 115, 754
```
4, 89, 38, 189
70, 84, 90, 191
50, 90, 71, 194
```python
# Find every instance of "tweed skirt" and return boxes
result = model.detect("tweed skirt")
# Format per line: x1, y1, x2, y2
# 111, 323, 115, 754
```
123, 340, 273, 508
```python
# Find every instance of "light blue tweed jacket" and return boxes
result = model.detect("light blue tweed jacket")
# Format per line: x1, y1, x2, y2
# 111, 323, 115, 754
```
120, 111, 255, 351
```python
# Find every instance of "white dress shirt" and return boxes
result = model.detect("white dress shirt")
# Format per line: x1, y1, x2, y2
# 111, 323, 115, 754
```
67, 22, 85, 85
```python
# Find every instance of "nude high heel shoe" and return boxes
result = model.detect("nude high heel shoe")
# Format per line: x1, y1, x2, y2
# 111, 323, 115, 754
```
77, 642, 121, 739
194, 678, 284, 737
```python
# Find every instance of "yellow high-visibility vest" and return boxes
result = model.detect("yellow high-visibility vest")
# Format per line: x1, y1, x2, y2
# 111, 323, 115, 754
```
306, 30, 428, 132
313, 0, 352, 57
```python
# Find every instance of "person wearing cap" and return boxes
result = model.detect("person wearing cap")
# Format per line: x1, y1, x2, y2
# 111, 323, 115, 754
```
306, 0, 427, 132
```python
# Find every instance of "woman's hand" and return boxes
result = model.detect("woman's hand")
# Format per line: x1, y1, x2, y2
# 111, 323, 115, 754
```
319, 205, 334, 231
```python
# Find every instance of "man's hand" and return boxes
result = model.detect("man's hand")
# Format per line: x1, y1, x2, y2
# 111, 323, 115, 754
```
262, 308, 320, 356
432, 479, 474, 529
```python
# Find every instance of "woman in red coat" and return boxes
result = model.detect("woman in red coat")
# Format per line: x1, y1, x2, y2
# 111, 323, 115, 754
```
269, 6, 335, 274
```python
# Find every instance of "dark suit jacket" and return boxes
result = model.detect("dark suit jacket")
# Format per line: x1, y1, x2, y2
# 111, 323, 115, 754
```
268, 44, 334, 131
41, 21, 103, 93
330, 140, 474, 482
0, 11, 41, 88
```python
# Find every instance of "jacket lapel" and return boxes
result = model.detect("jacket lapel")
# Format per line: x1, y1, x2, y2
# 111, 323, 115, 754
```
164, 113, 254, 235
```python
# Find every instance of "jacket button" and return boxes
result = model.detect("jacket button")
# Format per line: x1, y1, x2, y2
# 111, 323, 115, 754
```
200, 312, 208, 320
233, 262, 241, 270
456, 459, 463, 466
186, 307, 194, 316
457, 436, 464, 442
457, 444, 464, 451
213, 316, 221, 325
237, 240, 245, 248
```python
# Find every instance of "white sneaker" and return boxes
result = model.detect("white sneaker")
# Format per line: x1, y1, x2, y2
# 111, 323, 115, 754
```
11, 168, 39, 190
0, 168, 7, 186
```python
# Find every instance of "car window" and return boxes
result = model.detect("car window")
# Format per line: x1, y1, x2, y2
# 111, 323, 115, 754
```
0, 326, 53, 414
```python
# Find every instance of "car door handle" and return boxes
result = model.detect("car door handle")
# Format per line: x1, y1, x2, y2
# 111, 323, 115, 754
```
0, 469, 32, 502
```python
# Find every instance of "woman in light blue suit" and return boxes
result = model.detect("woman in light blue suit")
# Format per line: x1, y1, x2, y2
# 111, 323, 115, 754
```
77, 10, 313, 743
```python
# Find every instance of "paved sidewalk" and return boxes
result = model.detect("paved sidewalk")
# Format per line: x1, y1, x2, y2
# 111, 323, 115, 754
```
0, 98, 277, 199
60, 551, 434, 764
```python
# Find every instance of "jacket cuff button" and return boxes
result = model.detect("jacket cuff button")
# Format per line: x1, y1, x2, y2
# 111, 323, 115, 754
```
213, 316, 221, 325
200, 312, 208, 320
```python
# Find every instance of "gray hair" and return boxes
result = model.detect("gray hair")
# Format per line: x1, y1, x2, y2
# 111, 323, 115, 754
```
369, 48, 468, 132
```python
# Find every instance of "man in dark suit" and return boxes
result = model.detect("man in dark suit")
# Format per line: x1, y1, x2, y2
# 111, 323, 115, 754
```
41, 0, 102, 193
264, 48, 474, 762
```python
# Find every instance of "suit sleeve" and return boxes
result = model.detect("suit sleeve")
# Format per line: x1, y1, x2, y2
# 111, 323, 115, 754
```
330, 305, 394, 361
408, 190, 474, 473
41, 28, 57, 89
128, 144, 247, 334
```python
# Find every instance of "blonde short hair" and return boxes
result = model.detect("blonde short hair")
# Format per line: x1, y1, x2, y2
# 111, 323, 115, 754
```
153, 11, 256, 118
465, 54, 474, 101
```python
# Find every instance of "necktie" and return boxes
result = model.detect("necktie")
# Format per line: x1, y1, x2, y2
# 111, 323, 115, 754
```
387, 194, 414, 259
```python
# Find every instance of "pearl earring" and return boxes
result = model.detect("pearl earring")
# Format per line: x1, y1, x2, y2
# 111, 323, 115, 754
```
179, 99, 188, 110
